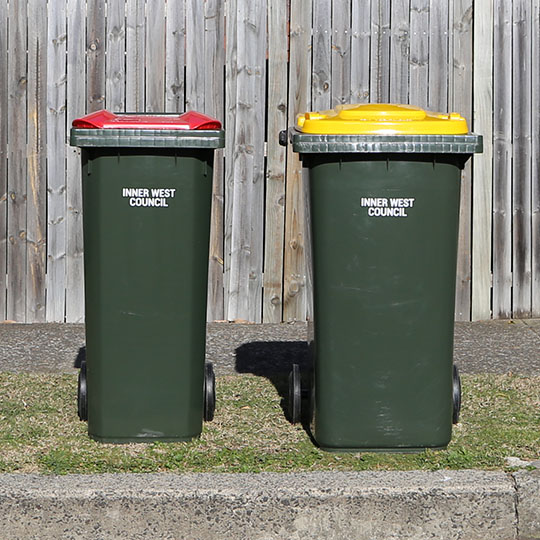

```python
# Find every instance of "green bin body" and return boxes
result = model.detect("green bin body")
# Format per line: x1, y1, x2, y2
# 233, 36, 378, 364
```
291, 130, 482, 452
71, 117, 224, 443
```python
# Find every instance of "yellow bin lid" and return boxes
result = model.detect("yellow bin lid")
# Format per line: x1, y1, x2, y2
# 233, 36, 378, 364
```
296, 103, 469, 135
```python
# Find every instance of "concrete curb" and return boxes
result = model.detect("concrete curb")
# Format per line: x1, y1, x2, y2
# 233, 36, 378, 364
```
1, 470, 539, 539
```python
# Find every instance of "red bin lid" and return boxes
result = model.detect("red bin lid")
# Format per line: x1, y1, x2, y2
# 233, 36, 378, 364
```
72, 110, 222, 130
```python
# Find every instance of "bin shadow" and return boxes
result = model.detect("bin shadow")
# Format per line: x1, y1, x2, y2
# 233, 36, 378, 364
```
74, 347, 86, 369
234, 341, 313, 434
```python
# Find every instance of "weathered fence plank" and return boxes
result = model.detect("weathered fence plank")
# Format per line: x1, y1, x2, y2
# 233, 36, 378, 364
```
370, 0, 391, 102
165, 0, 185, 113
86, 0, 105, 111
0, 0, 8, 320
533, 0, 540, 317
204, 0, 225, 322
126, 0, 145, 111
390, 0, 410, 104
7, 0, 28, 321
428, 0, 449, 111
492, 0, 512, 319
46, 0, 68, 322
512, 0, 532, 318
331, 1, 351, 107
312, 0, 332, 110
472, 0, 493, 321
451, 0, 473, 321
146, 0, 165, 112
26, 0, 47, 322
263, 0, 288, 323
106, 0, 126, 112
66, 0, 86, 323
409, 0, 430, 108
351, 0, 371, 103
186, 0, 204, 112
283, 0, 312, 322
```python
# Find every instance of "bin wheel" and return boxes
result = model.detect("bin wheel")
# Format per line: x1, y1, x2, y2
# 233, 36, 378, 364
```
77, 361, 88, 421
204, 362, 216, 422
288, 364, 301, 424
452, 364, 462, 424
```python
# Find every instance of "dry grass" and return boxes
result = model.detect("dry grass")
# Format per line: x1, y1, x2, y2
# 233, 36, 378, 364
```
0, 372, 538, 474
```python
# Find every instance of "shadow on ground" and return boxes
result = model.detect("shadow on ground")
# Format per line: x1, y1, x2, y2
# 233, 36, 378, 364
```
235, 341, 313, 431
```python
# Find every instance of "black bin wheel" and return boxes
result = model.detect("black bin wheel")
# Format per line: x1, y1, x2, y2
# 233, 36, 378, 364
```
452, 364, 462, 424
288, 364, 301, 424
77, 361, 88, 421
204, 362, 216, 422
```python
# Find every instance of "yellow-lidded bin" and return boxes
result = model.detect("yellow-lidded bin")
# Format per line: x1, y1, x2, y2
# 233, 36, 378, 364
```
296, 103, 469, 135
283, 103, 482, 452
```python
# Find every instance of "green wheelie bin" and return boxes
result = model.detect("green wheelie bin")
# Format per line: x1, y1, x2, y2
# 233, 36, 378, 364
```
70, 110, 224, 443
283, 104, 482, 452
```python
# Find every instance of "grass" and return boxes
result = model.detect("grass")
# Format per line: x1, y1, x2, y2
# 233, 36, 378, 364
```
0, 372, 538, 474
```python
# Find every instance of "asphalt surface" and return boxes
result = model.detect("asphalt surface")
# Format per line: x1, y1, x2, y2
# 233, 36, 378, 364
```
1, 319, 539, 375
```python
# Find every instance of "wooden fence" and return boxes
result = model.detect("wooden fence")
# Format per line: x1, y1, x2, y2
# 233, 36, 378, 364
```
0, 0, 539, 323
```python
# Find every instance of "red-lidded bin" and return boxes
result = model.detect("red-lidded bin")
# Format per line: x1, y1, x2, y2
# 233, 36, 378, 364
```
71, 110, 224, 443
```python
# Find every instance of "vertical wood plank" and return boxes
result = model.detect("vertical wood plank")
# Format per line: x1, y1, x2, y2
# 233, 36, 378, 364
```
351, 0, 371, 103
26, 0, 47, 322
370, 0, 391, 102
223, 0, 237, 320
283, 0, 312, 321
409, 0, 430, 108
126, 0, 145, 111
0, 0, 8, 319
263, 0, 288, 322
106, 0, 126, 112
428, 0, 449, 111
451, 0, 473, 321
331, 0, 352, 107
146, 0, 165, 111
185, 0, 204, 111
225, 0, 266, 322
87, 0, 106, 112
165, 0, 185, 112
472, 0, 493, 321
390, 0, 410, 104
7, 0, 28, 321
204, 0, 225, 322
492, 0, 513, 319
532, 0, 540, 317
46, 0, 67, 322
312, 0, 332, 110
66, 0, 86, 323
512, 0, 532, 317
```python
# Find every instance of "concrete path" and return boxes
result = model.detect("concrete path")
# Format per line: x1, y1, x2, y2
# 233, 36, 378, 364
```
0, 320, 539, 539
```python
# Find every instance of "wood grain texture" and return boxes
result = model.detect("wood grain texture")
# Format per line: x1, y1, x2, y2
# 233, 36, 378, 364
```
451, 0, 473, 321
263, 0, 288, 322
26, 0, 47, 322
0, 0, 8, 319
351, 0, 371, 103
106, 0, 126, 112
7, 0, 28, 321
409, 0, 430, 108
283, 0, 312, 321
46, 0, 68, 322
472, 0, 493, 321
331, 0, 351, 107
312, 0, 332, 110
87, 0, 105, 111
492, 0, 513, 318
390, 0, 410, 104
428, 0, 449, 111
204, 0, 225, 322
146, 0, 165, 111
512, 0, 532, 317
370, 0, 391, 102
126, 0, 145, 111
532, 0, 540, 317
66, 0, 86, 322
165, 0, 185, 113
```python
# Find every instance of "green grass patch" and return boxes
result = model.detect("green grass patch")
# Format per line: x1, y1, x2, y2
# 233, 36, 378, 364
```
0, 372, 538, 474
